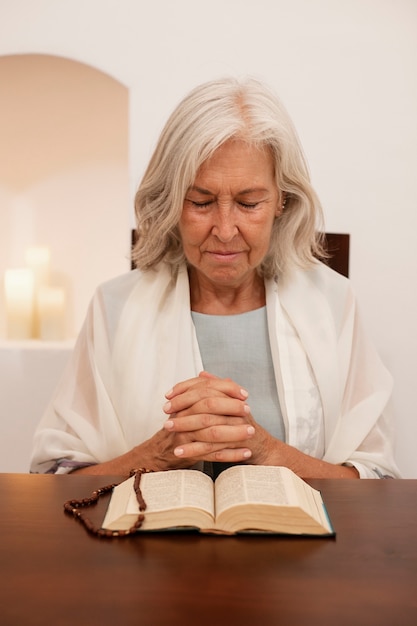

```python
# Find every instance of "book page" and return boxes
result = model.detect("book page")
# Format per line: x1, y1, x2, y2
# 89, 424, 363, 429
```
126, 469, 215, 516
281, 470, 332, 529
214, 465, 302, 517
215, 465, 332, 533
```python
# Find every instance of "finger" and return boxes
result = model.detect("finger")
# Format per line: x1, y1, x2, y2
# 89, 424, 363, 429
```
163, 390, 227, 415
173, 423, 255, 452
164, 413, 247, 432
174, 441, 253, 462
198, 370, 218, 380
164, 385, 249, 416
164, 376, 202, 400
199, 370, 235, 383
165, 375, 248, 403
211, 447, 253, 463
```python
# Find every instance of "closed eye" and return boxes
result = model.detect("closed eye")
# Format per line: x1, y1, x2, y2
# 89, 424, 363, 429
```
238, 201, 260, 209
190, 200, 214, 208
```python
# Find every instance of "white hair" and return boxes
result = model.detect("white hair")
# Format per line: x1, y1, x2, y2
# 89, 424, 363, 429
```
133, 76, 326, 277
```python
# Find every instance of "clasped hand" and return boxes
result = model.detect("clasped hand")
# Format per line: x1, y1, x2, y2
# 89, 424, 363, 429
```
160, 371, 273, 466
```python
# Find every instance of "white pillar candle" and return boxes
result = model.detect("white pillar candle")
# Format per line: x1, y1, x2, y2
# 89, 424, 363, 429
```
4, 269, 35, 340
37, 286, 66, 341
25, 246, 51, 337
25, 246, 50, 290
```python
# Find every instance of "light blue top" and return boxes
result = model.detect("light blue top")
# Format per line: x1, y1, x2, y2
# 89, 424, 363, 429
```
191, 306, 285, 441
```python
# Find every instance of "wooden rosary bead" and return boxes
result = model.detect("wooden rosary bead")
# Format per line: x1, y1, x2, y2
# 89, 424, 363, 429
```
63, 468, 152, 538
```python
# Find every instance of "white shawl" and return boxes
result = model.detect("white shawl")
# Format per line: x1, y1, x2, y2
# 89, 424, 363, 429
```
30, 262, 400, 478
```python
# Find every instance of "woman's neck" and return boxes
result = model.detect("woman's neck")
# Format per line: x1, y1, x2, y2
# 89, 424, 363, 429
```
188, 269, 266, 315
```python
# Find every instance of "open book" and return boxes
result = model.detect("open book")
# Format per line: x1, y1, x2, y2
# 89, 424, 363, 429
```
102, 465, 334, 536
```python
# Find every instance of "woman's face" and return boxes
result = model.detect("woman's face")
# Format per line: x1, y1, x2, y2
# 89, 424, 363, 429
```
179, 139, 280, 292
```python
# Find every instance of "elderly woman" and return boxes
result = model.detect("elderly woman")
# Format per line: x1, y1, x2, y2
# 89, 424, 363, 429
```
30, 77, 400, 479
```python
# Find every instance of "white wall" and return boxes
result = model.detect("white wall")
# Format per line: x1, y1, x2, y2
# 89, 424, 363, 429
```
0, 0, 416, 476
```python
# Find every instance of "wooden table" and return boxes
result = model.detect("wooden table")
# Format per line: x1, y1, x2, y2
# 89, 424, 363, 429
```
1, 474, 416, 626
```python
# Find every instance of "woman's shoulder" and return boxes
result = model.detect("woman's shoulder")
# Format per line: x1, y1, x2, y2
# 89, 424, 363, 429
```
270, 262, 355, 327
87, 267, 172, 343
305, 261, 351, 291
96, 264, 173, 298
97, 269, 145, 297
94, 264, 178, 317
275, 261, 352, 295
298, 262, 355, 310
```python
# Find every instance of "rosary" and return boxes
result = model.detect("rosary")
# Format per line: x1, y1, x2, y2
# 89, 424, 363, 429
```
63, 468, 152, 538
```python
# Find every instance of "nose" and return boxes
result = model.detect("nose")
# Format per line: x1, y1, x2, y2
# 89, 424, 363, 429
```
211, 205, 238, 242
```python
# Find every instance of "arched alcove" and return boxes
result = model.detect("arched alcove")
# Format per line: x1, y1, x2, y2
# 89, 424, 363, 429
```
0, 53, 130, 338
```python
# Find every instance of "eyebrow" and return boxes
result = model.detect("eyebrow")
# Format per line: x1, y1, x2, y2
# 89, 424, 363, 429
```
187, 186, 269, 196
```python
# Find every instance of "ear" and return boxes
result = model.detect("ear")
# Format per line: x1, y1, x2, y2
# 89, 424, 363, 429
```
276, 192, 287, 216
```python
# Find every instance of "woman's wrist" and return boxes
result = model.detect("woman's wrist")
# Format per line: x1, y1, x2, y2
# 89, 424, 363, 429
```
252, 437, 360, 479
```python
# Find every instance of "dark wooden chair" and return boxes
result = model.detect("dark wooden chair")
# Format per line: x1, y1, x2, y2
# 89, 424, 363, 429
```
131, 230, 350, 278
322, 232, 350, 277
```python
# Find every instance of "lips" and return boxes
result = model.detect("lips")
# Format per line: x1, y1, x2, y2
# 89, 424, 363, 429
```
207, 250, 241, 256
205, 248, 243, 255
205, 250, 243, 264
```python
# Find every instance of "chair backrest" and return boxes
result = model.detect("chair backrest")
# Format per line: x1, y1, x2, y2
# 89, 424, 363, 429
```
131, 229, 350, 277
322, 232, 350, 278
131, 229, 137, 270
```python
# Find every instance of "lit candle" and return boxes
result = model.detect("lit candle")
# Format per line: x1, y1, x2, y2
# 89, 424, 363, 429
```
37, 286, 66, 341
25, 246, 50, 290
4, 269, 35, 340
